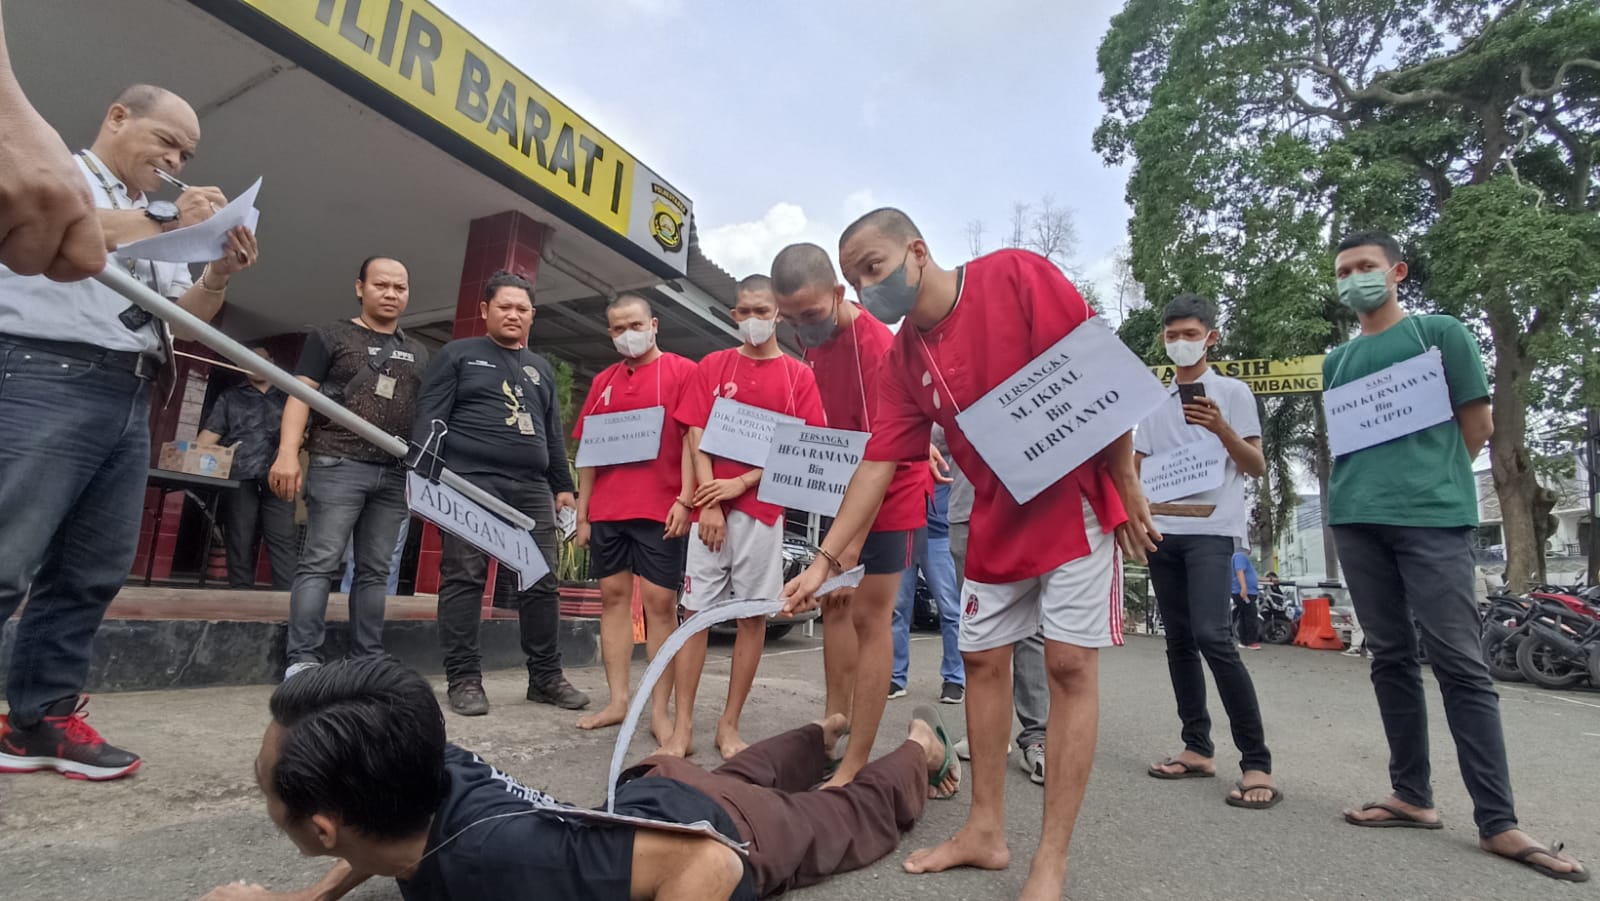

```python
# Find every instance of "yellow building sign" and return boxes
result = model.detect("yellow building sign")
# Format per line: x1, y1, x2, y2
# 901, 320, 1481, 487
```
1151, 356, 1326, 396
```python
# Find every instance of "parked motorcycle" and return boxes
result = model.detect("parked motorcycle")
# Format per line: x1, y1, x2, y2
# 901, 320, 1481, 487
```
1514, 595, 1600, 690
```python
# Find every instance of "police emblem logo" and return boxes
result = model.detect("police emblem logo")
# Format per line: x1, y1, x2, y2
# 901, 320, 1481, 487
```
523, 365, 541, 385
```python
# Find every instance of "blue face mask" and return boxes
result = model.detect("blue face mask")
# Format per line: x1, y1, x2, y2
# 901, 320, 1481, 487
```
860, 252, 921, 325
1336, 267, 1393, 313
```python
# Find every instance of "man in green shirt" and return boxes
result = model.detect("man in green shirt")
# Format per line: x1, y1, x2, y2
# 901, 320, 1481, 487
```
1325, 231, 1584, 882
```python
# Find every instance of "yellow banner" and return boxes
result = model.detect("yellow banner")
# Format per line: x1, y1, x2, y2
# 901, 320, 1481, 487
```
243, 0, 637, 235
1151, 356, 1326, 396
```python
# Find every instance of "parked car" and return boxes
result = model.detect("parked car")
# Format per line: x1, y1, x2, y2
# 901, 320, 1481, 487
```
707, 536, 822, 640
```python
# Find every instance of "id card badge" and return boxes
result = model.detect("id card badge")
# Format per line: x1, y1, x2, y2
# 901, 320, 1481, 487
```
374, 374, 397, 399
516, 411, 536, 435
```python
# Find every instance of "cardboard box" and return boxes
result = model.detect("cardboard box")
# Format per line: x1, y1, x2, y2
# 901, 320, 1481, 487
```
157, 440, 236, 479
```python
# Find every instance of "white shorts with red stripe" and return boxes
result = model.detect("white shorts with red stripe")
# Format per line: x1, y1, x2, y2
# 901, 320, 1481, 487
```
957, 498, 1123, 652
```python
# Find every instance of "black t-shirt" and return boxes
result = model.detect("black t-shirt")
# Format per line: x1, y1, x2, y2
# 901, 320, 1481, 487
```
294, 320, 427, 464
412, 337, 574, 492
399, 746, 755, 901
201, 384, 286, 480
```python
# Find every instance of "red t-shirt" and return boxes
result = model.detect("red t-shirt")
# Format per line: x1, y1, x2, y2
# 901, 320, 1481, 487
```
866, 249, 1128, 583
805, 305, 931, 533
573, 352, 699, 524
676, 347, 828, 525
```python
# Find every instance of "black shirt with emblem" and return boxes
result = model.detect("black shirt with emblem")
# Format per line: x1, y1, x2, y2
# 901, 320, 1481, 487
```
201, 383, 288, 480
412, 336, 575, 492
294, 319, 428, 464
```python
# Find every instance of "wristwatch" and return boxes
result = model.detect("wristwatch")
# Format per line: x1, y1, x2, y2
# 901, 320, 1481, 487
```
145, 201, 180, 225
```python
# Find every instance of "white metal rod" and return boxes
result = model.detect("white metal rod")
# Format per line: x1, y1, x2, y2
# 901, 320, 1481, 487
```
93, 265, 536, 531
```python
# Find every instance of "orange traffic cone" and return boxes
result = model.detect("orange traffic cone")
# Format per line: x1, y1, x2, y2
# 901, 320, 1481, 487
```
1293, 597, 1344, 650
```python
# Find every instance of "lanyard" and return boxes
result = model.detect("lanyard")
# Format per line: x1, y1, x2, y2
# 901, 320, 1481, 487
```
77, 151, 155, 289
1330, 315, 1432, 387
724, 350, 797, 416
495, 344, 533, 411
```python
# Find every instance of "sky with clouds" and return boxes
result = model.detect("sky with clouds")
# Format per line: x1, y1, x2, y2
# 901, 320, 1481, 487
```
434, 0, 1134, 300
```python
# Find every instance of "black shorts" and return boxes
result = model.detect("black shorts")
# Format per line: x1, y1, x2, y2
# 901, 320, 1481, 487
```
860, 528, 922, 576
590, 519, 688, 590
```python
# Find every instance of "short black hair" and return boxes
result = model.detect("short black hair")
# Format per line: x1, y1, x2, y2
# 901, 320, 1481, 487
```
357, 256, 407, 282
839, 207, 923, 248
1336, 230, 1404, 265
268, 657, 447, 840
483, 270, 535, 304
736, 274, 774, 295
770, 243, 837, 296
1162, 293, 1217, 329
114, 84, 177, 118
607, 293, 653, 318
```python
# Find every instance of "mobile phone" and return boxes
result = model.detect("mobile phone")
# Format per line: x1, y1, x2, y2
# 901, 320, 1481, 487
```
1177, 382, 1207, 406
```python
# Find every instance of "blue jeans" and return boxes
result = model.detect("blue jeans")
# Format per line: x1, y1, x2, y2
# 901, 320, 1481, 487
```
286, 455, 409, 664
341, 516, 409, 595
892, 530, 964, 686
0, 339, 151, 727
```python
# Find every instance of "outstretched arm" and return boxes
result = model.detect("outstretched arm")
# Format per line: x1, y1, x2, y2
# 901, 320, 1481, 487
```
198, 860, 372, 901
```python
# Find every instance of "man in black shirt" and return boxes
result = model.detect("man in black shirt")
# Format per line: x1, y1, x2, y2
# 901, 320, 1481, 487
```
413, 270, 586, 716
200, 657, 957, 901
270, 257, 427, 680
198, 346, 295, 589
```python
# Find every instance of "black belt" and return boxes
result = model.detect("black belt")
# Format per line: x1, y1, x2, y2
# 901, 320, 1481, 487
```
1, 335, 164, 381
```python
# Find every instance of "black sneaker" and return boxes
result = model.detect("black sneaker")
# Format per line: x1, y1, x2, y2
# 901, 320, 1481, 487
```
887, 683, 908, 700
939, 682, 965, 704
0, 697, 141, 781
527, 676, 590, 710
448, 679, 490, 717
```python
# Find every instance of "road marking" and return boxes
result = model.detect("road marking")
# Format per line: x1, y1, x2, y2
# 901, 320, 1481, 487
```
1552, 696, 1600, 710
1585, 733, 1600, 738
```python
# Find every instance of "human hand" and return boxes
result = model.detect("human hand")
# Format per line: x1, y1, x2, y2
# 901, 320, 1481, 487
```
210, 226, 259, 277
1182, 397, 1226, 435
267, 452, 302, 501
175, 185, 228, 226
575, 520, 591, 549
697, 506, 726, 552
929, 444, 953, 485
198, 880, 309, 901
780, 559, 831, 616
555, 492, 578, 512
1113, 485, 1161, 564
664, 499, 691, 539
692, 478, 749, 507
0, 92, 106, 280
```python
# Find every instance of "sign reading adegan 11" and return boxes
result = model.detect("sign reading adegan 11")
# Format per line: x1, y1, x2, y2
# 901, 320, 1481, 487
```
406, 472, 548, 590
239, 0, 691, 274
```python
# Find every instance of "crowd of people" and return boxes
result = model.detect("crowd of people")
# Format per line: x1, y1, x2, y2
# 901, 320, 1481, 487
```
0, 4, 1587, 897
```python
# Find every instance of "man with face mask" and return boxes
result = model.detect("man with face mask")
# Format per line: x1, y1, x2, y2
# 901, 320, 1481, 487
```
411, 270, 585, 718
571, 294, 697, 739
665, 275, 827, 760
1132, 294, 1277, 809
1325, 232, 1585, 881
771, 242, 933, 788
783, 209, 1159, 900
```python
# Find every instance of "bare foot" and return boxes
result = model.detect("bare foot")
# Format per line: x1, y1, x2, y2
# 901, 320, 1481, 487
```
903, 825, 1008, 874
907, 717, 960, 800
651, 711, 675, 748
1228, 769, 1277, 805
1342, 793, 1439, 826
816, 713, 850, 756
655, 726, 694, 759
1148, 749, 1215, 777
1482, 828, 1588, 880
576, 701, 628, 731
1018, 854, 1068, 901
715, 722, 749, 760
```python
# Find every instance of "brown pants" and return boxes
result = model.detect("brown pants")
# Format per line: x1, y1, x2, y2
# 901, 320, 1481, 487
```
639, 724, 927, 896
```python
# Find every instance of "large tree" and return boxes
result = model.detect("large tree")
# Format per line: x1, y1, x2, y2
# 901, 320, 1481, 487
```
1098, 0, 1600, 592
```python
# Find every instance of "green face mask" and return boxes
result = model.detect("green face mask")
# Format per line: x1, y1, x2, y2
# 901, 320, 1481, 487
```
1336, 268, 1392, 314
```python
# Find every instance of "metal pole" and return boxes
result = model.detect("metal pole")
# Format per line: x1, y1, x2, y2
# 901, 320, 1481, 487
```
94, 266, 535, 531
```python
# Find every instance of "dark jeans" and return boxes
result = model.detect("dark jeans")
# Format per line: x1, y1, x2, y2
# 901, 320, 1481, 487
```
437, 473, 562, 686
286, 456, 409, 664
1148, 533, 1272, 774
222, 476, 298, 589
1232, 594, 1261, 645
0, 339, 150, 727
1334, 523, 1517, 837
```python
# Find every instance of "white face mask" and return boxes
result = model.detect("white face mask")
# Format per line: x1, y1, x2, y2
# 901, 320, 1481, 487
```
1164, 337, 1210, 368
739, 316, 776, 347
613, 327, 655, 359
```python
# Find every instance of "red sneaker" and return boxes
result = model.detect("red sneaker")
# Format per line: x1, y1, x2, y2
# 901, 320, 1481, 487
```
0, 697, 141, 781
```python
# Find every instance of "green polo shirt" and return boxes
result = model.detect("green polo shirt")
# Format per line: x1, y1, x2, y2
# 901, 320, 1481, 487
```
1323, 314, 1489, 528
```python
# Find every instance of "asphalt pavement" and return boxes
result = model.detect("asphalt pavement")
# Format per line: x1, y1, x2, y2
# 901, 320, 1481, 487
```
2, 631, 1596, 900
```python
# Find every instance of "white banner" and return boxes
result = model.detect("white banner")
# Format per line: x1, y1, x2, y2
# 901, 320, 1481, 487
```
575, 406, 666, 467
955, 320, 1168, 505
697, 396, 803, 467
757, 424, 870, 517
406, 472, 548, 590
1140, 439, 1228, 504
1323, 349, 1453, 457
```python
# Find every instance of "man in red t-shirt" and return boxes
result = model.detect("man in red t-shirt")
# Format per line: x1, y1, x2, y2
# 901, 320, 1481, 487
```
771, 242, 933, 788
666, 275, 827, 760
572, 294, 699, 743
782, 209, 1159, 900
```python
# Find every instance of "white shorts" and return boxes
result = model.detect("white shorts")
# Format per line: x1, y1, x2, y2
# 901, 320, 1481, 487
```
681, 510, 786, 611
958, 499, 1123, 652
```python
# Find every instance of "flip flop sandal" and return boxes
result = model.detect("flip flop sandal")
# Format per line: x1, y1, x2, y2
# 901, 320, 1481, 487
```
1501, 842, 1590, 883
1225, 781, 1283, 810
1343, 802, 1443, 829
912, 705, 960, 801
1147, 757, 1216, 780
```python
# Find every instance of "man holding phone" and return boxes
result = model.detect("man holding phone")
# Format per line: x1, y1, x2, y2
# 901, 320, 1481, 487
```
1134, 294, 1277, 810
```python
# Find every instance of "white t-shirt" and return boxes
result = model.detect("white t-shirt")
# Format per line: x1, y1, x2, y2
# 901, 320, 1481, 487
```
1133, 368, 1261, 541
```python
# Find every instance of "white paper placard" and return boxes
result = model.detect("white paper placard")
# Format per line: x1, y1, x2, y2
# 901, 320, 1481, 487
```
697, 396, 803, 467
954, 320, 1168, 505
575, 406, 666, 467
756, 423, 870, 517
1140, 439, 1228, 504
117, 178, 263, 263
1323, 349, 1453, 457
406, 472, 547, 590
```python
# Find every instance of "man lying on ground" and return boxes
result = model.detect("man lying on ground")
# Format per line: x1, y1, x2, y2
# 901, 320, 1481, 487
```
199, 656, 961, 901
